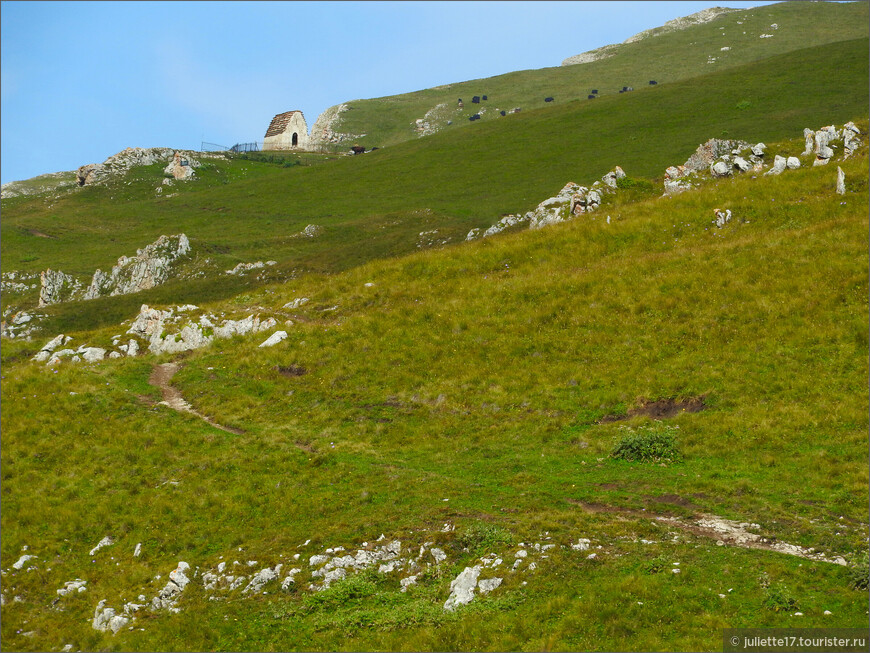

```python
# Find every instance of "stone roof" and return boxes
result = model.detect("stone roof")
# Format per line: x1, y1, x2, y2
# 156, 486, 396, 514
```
264, 111, 301, 138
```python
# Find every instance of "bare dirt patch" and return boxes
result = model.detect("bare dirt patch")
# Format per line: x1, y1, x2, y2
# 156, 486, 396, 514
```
599, 396, 707, 423
26, 228, 57, 239
148, 363, 244, 434
276, 364, 307, 377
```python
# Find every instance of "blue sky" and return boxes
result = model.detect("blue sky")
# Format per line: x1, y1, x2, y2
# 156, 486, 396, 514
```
0, 1, 775, 185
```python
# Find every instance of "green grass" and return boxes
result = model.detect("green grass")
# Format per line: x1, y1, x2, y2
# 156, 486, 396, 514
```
2, 131, 867, 651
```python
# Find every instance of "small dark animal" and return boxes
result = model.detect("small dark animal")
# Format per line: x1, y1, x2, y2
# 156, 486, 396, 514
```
500, 110, 506, 116
587, 95, 596, 100
591, 89, 598, 94
649, 80, 657, 85
472, 96, 480, 104
544, 97, 554, 102
482, 95, 487, 100
622, 86, 628, 91
351, 145, 365, 155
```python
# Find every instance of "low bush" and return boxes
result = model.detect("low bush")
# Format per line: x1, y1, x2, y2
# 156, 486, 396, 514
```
610, 424, 683, 463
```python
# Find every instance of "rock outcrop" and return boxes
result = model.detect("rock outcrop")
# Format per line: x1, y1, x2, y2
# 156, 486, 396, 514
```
467, 166, 625, 240
38, 270, 83, 307
163, 152, 199, 181
309, 104, 365, 146
84, 234, 190, 300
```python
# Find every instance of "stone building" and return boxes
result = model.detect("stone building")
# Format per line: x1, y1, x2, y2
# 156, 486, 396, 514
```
263, 110, 309, 150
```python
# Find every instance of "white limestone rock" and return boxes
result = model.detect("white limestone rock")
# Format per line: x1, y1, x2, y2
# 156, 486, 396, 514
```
786, 157, 801, 170
243, 566, 281, 594
764, 155, 787, 176
477, 577, 502, 594
12, 554, 36, 570
57, 579, 87, 596
92, 600, 129, 633
836, 167, 846, 195
710, 160, 731, 177
38, 269, 83, 307
83, 234, 190, 300
89, 536, 114, 556
81, 347, 107, 363
443, 566, 481, 611
259, 331, 288, 348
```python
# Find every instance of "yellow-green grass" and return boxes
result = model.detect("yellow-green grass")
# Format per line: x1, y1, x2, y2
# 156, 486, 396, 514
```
2, 132, 866, 650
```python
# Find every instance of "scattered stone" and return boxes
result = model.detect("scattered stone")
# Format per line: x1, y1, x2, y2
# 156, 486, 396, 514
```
57, 579, 87, 596
12, 554, 36, 570
836, 167, 845, 195
571, 539, 591, 551
134, 543, 142, 558
284, 297, 310, 310
400, 575, 418, 592
92, 600, 129, 633
430, 547, 447, 563
786, 156, 801, 170
713, 208, 732, 228
89, 536, 114, 556
243, 566, 281, 594
259, 331, 288, 348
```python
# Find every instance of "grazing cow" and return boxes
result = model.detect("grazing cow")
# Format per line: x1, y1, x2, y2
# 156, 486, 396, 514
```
591, 89, 598, 94
351, 145, 366, 155
649, 80, 657, 85
544, 97, 554, 102
472, 96, 480, 104
622, 86, 628, 91
500, 110, 506, 116
588, 95, 596, 100
482, 95, 487, 101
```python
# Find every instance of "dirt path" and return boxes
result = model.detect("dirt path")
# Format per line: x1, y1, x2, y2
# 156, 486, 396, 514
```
148, 363, 244, 434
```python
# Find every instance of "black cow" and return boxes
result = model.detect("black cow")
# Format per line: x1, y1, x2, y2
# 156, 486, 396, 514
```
591, 89, 598, 94
649, 80, 657, 85
472, 96, 480, 104
622, 86, 627, 91
588, 95, 596, 100
500, 110, 506, 116
351, 146, 366, 155
482, 95, 487, 101
544, 97, 554, 102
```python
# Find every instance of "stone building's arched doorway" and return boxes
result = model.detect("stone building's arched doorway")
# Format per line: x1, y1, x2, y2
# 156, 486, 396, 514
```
292, 132, 298, 146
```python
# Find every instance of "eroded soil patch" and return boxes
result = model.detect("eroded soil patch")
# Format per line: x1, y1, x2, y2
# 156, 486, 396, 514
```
600, 396, 707, 423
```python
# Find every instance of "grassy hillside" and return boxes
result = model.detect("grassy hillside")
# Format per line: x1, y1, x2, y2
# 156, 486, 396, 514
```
2, 37, 868, 333
331, 1, 869, 148
1, 127, 867, 651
